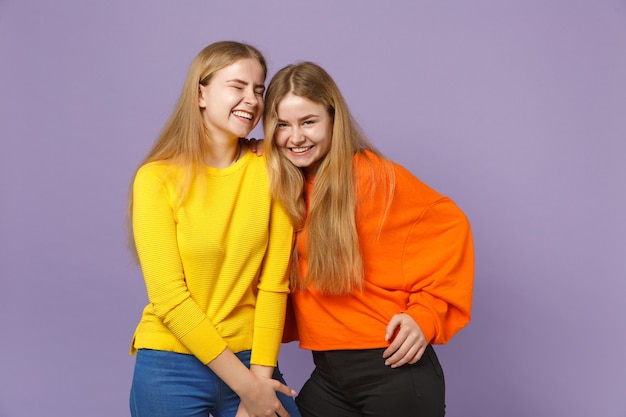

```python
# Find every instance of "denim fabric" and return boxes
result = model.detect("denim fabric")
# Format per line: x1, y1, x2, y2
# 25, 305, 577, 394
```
130, 349, 300, 417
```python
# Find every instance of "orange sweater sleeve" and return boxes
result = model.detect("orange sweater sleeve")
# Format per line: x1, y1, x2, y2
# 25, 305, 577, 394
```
401, 197, 474, 344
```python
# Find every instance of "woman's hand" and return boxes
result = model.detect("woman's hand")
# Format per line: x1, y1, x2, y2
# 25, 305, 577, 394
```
206, 350, 294, 417
236, 373, 294, 417
243, 138, 265, 156
382, 312, 428, 368
235, 403, 251, 417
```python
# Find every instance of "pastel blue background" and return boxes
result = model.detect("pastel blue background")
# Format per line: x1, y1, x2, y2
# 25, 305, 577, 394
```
1, 1, 625, 416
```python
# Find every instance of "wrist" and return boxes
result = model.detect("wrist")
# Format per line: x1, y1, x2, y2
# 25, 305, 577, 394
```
230, 371, 257, 397
250, 364, 274, 379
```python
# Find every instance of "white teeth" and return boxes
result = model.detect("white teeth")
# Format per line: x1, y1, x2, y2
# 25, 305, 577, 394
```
233, 111, 253, 120
291, 146, 312, 153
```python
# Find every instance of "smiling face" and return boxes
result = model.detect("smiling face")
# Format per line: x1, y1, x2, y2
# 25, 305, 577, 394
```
198, 58, 265, 142
274, 93, 333, 174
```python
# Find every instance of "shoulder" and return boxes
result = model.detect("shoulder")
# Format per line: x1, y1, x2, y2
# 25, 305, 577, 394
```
353, 151, 431, 193
134, 161, 181, 189
238, 152, 269, 182
354, 152, 469, 225
394, 164, 443, 201
242, 152, 267, 168
353, 150, 385, 171
353, 150, 392, 187
136, 160, 178, 177
374, 153, 456, 210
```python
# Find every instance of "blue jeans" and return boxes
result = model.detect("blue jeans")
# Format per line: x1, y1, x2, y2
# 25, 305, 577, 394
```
130, 349, 301, 417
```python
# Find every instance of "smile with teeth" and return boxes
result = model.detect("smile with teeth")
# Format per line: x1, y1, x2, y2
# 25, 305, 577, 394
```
290, 146, 313, 154
232, 110, 253, 120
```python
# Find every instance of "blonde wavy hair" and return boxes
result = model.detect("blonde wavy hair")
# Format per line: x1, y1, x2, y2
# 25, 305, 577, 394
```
127, 41, 267, 253
263, 62, 394, 294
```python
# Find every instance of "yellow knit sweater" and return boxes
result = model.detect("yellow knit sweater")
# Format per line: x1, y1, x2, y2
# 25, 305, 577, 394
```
130, 152, 293, 366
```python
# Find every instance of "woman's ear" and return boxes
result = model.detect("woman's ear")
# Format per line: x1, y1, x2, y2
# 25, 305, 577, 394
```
198, 84, 207, 109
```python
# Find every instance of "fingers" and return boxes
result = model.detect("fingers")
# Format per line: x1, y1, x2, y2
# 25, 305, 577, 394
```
385, 314, 402, 342
383, 313, 427, 368
242, 137, 265, 156
265, 392, 289, 417
384, 334, 419, 367
239, 377, 295, 417
273, 379, 297, 397
383, 313, 408, 357
270, 381, 294, 416
276, 404, 290, 417
409, 344, 427, 364
385, 338, 426, 368
244, 138, 258, 153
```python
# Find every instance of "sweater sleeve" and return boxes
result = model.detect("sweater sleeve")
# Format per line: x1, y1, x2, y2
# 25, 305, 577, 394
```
132, 166, 227, 364
250, 199, 293, 366
402, 197, 474, 344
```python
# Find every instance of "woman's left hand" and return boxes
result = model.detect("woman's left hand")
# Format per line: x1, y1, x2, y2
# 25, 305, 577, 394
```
235, 403, 251, 417
383, 313, 428, 368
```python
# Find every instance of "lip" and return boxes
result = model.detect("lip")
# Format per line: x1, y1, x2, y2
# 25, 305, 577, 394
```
232, 110, 254, 123
289, 145, 314, 154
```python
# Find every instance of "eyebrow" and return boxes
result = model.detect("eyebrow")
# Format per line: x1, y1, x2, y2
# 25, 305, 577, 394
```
277, 114, 320, 123
226, 78, 265, 91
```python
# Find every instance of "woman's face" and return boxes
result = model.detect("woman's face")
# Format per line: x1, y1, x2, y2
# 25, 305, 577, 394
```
198, 58, 265, 141
274, 93, 333, 174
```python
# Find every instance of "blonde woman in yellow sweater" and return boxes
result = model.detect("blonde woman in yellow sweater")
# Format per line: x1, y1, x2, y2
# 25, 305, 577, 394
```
127, 41, 299, 417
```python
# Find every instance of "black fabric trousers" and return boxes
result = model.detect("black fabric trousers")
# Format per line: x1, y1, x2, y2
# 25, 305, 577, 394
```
295, 345, 445, 417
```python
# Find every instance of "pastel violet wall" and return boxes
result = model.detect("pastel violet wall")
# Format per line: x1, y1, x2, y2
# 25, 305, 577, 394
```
1, 1, 625, 416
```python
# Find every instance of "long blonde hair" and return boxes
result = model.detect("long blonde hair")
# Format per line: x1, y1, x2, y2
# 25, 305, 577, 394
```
264, 62, 394, 294
127, 41, 267, 253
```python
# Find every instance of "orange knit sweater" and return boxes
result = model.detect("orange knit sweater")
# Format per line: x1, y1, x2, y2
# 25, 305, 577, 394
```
289, 151, 474, 350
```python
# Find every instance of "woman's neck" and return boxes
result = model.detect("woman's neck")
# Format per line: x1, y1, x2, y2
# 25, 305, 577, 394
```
205, 138, 243, 168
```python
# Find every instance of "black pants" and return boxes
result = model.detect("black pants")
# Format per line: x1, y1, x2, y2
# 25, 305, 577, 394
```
295, 345, 445, 417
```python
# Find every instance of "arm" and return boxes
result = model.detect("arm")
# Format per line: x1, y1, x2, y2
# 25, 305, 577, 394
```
383, 198, 474, 366
183, 219, 296, 417
132, 165, 227, 363
237, 193, 295, 415
250, 198, 293, 366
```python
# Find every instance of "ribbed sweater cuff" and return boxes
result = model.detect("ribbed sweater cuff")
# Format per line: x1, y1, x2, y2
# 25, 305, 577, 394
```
250, 327, 283, 367
180, 318, 228, 365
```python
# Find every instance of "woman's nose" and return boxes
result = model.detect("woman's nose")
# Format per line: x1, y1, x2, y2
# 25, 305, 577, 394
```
244, 88, 258, 106
291, 127, 306, 144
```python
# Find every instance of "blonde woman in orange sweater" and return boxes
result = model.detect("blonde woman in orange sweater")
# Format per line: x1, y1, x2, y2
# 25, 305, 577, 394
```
263, 62, 474, 417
